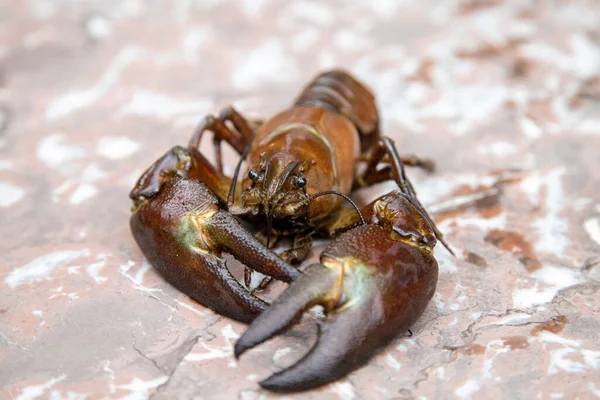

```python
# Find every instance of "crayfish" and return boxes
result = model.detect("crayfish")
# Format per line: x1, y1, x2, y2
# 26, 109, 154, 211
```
129, 70, 452, 391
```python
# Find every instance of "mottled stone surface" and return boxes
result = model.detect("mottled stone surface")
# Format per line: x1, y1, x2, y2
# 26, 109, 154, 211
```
1, 1, 600, 399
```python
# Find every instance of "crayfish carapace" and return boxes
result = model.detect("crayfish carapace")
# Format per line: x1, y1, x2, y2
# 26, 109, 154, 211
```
129, 70, 452, 391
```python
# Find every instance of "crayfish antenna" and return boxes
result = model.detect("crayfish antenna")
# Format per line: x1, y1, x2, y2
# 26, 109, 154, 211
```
234, 264, 338, 359
439, 235, 456, 256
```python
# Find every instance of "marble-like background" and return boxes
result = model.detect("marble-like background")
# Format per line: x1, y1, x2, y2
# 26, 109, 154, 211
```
1, 1, 600, 399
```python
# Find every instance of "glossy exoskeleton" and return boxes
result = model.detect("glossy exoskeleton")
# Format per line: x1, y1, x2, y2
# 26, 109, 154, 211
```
129, 70, 451, 391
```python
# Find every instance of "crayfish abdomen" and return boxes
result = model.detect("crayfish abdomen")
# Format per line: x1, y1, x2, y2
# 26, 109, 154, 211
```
294, 69, 380, 152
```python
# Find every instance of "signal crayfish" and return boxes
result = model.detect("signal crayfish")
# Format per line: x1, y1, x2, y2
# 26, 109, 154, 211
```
129, 70, 453, 392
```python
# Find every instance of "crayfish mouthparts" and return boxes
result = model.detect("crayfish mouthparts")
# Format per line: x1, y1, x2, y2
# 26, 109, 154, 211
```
235, 190, 439, 392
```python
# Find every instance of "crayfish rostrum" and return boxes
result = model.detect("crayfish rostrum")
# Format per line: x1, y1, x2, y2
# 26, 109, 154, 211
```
129, 70, 452, 391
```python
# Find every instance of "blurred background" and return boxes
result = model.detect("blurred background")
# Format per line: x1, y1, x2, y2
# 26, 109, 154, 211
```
1, 1, 599, 399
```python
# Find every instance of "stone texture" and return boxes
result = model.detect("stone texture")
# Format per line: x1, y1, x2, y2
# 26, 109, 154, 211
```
1, 1, 600, 399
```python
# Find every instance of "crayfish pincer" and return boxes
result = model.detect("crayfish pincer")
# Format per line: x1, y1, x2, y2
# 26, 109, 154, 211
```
129, 146, 299, 323
235, 185, 442, 392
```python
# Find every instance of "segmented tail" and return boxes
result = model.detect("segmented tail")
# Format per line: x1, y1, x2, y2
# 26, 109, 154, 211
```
294, 70, 380, 152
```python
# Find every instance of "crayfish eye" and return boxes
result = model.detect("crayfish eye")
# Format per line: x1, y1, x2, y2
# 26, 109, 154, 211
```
248, 169, 259, 181
296, 177, 307, 188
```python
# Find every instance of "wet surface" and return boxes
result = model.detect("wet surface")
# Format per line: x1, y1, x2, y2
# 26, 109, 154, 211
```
1, 1, 600, 399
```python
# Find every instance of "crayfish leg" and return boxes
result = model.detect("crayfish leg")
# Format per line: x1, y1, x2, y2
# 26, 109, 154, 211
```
280, 230, 314, 265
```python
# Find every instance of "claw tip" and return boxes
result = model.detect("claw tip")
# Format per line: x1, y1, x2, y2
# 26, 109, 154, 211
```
259, 372, 320, 393
233, 341, 247, 359
259, 376, 289, 392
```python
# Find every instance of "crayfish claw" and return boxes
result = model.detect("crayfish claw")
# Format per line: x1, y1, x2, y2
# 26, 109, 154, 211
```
236, 190, 442, 391
236, 243, 398, 392
130, 147, 299, 323
206, 211, 299, 283
130, 177, 273, 323
258, 280, 380, 392
173, 245, 268, 323
234, 264, 338, 359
